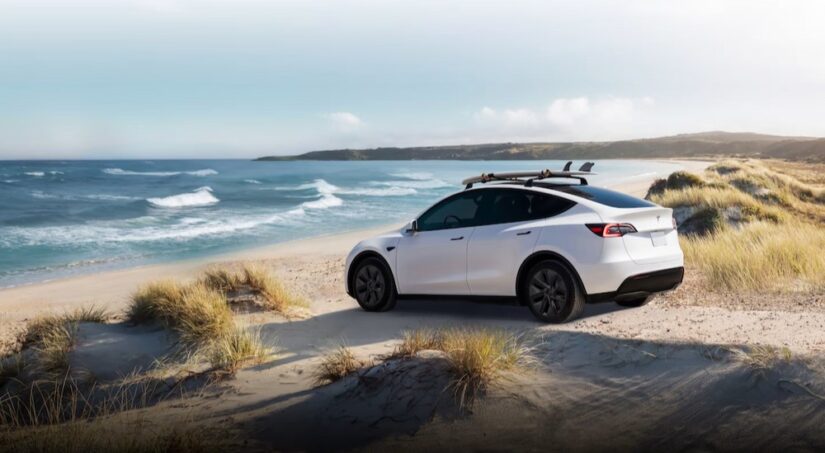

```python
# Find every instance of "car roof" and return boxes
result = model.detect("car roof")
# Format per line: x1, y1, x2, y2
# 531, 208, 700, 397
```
469, 181, 656, 209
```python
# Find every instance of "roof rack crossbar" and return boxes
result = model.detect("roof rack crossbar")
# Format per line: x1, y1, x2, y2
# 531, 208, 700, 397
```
462, 163, 595, 189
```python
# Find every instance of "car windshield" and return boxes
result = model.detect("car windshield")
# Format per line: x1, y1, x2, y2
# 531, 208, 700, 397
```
547, 185, 656, 208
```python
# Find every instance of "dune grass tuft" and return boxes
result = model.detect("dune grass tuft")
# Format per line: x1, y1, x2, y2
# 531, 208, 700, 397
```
730, 345, 792, 374
127, 278, 274, 373
207, 327, 270, 373
388, 328, 531, 407
439, 328, 530, 406
127, 280, 185, 325
313, 346, 364, 385
128, 281, 232, 347
651, 159, 825, 293
15, 306, 110, 379
201, 267, 244, 293
390, 329, 443, 358
200, 263, 308, 314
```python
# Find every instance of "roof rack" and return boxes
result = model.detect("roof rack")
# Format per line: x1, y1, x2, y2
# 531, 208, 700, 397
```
462, 161, 596, 189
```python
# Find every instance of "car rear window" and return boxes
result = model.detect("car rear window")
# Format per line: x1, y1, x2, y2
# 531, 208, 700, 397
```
548, 185, 655, 208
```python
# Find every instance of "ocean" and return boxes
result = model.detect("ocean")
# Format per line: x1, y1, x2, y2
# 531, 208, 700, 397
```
0, 159, 684, 287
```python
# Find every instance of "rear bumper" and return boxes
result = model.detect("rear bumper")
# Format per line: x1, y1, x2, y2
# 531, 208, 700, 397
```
587, 266, 684, 303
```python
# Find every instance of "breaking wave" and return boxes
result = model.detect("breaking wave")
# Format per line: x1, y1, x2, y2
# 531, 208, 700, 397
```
103, 168, 218, 177
146, 187, 220, 208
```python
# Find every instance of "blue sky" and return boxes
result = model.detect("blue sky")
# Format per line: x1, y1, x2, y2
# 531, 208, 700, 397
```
1, 0, 824, 158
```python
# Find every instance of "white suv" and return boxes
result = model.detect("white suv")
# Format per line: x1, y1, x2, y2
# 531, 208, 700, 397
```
345, 167, 684, 323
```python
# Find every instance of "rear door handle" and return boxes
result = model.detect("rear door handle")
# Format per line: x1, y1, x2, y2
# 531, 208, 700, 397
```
517, 231, 531, 236
451, 236, 464, 241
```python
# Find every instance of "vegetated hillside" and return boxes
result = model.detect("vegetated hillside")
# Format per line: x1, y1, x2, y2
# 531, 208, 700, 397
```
648, 159, 825, 294
257, 131, 825, 162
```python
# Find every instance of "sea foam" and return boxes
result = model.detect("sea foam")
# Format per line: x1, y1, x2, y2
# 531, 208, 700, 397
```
146, 187, 219, 208
103, 168, 218, 177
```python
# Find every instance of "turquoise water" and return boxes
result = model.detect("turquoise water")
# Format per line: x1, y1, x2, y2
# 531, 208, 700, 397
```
0, 159, 683, 287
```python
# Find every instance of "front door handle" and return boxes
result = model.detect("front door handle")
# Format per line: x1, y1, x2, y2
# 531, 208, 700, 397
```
451, 236, 464, 241
517, 231, 531, 236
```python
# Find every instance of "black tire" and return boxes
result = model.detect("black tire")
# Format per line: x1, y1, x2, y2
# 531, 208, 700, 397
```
351, 257, 397, 312
616, 295, 654, 308
521, 260, 585, 323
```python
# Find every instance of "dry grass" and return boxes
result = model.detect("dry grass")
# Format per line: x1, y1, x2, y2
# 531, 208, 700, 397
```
201, 263, 308, 314
439, 328, 530, 406
10, 306, 110, 380
207, 327, 270, 373
0, 353, 25, 386
127, 280, 185, 325
682, 221, 825, 292
127, 278, 274, 374
390, 329, 443, 358
313, 346, 365, 385
0, 376, 228, 451
0, 420, 227, 453
651, 159, 825, 293
388, 328, 531, 407
128, 281, 233, 349
730, 345, 793, 374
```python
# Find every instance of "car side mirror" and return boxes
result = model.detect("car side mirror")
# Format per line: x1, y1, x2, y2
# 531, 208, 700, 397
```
405, 220, 418, 233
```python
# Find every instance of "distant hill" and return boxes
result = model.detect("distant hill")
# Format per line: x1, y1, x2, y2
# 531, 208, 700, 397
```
256, 131, 825, 162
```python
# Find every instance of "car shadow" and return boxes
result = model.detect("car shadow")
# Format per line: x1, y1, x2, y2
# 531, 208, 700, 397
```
250, 297, 629, 372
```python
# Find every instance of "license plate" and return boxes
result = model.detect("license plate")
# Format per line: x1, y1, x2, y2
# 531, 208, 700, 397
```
651, 232, 667, 247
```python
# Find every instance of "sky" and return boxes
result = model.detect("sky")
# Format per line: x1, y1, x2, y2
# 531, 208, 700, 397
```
1, 0, 825, 159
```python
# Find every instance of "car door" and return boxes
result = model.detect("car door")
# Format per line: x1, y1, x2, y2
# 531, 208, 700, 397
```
396, 190, 484, 295
467, 189, 575, 296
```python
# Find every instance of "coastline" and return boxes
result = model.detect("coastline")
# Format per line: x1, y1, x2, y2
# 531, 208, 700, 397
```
0, 159, 710, 339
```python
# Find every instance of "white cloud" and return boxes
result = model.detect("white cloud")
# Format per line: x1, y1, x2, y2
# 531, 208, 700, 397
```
324, 112, 364, 132
474, 107, 541, 130
546, 97, 590, 126
474, 96, 655, 141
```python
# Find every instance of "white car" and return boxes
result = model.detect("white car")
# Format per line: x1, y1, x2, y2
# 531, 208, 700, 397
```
344, 166, 684, 323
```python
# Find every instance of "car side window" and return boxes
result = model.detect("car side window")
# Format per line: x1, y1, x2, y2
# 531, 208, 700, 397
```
476, 189, 575, 226
417, 191, 483, 231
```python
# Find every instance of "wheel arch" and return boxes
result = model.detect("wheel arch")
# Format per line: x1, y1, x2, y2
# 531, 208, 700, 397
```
515, 250, 587, 304
347, 251, 397, 297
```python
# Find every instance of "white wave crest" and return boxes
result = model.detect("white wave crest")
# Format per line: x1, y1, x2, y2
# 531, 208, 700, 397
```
0, 208, 306, 247
146, 187, 219, 208
85, 194, 141, 201
244, 179, 262, 184
103, 168, 218, 177
294, 179, 344, 209
25, 172, 45, 177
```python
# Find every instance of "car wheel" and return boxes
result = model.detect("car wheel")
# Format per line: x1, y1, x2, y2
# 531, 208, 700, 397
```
352, 257, 397, 312
616, 295, 654, 308
523, 260, 585, 323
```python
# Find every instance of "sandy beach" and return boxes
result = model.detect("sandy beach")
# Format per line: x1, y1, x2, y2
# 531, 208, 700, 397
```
5, 158, 825, 451
4, 158, 825, 355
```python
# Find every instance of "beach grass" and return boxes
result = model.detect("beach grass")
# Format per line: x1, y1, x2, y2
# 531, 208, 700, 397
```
313, 345, 365, 385
730, 345, 793, 374
127, 273, 283, 374
207, 327, 271, 373
390, 328, 531, 407
439, 328, 530, 407
200, 263, 308, 314
651, 159, 825, 292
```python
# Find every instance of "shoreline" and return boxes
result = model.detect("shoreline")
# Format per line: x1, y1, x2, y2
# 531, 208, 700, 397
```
0, 160, 710, 330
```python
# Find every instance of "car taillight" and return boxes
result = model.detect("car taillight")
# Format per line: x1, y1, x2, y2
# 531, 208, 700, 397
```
586, 223, 637, 238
